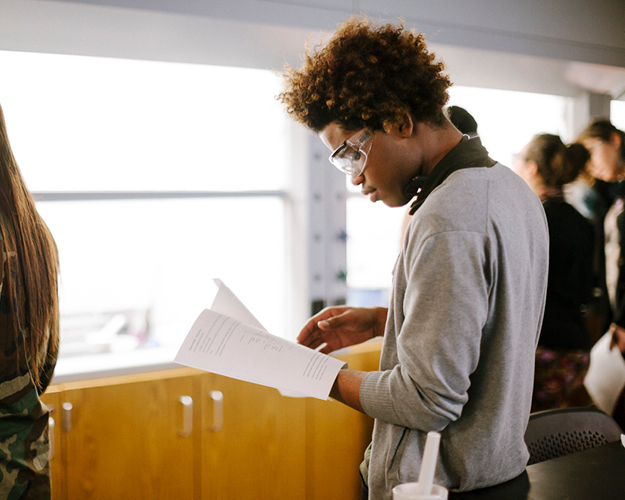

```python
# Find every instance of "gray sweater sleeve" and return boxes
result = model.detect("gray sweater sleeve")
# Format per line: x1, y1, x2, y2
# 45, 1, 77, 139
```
359, 229, 490, 430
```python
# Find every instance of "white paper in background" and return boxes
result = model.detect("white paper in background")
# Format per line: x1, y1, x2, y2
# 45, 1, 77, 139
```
175, 309, 345, 400
584, 332, 625, 415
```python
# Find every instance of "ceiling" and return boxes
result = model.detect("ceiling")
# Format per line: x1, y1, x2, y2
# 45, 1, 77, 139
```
1, 0, 624, 100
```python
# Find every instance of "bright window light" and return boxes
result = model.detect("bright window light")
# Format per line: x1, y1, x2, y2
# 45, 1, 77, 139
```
0, 50, 288, 192
37, 197, 286, 353
611, 100, 625, 131
448, 86, 569, 167
0, 51, 290, 357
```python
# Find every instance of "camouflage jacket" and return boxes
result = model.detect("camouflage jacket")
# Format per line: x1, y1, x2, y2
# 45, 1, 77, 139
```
0, 248, 57, 500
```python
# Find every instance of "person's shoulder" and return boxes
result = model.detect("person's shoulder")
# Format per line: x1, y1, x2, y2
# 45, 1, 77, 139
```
488, 162, 535, 188
544, 198, 594, 235
443, 162, 523, 187
485, 163, 544, 206
413, 168, 495, 234
435, 164, 546, 228
544, 197, 588, 218
430, 163, 531, 209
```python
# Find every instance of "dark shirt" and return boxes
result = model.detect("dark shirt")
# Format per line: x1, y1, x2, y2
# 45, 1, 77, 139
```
583, 180, 625, 332
538, 197, 595, 351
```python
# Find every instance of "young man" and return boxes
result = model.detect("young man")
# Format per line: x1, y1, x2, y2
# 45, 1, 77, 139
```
279, 17, 549, 499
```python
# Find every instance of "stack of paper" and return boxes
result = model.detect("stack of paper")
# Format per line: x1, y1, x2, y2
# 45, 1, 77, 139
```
175, 280, 345, 400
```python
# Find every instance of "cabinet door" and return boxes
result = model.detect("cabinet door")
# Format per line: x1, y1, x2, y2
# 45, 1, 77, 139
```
41, 389, 67, 500
198, 374, 307, 500
306, 348, 378, 500
61, 375, 196, 500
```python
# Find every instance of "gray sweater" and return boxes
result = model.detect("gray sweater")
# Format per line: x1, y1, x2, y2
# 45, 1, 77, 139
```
360, 164, 549, 499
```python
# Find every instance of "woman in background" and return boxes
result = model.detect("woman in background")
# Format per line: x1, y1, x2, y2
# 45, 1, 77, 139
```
575, 120, 625, 427
575, 120, 625, 334
514, 133, 595, 411
0, 104, 59, 499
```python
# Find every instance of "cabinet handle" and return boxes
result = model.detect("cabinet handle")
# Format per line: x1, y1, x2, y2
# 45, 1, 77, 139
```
62, 402, 73, 433
179, 395, 193, 437
48, 413, 55, 460
210, 390, 224, 432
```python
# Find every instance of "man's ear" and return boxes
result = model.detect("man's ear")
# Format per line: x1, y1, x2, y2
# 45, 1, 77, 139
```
397, 113, 414, 138
383, 112, 414, 137
384, 112, 415, 139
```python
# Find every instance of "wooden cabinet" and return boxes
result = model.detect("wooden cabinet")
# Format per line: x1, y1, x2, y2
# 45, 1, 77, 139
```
306, 344, 379, 500
198, 373, 307, 500
41, 342, 381, 500
43, 369, 198, 500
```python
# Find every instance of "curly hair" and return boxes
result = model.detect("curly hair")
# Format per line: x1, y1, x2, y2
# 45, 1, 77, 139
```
278, 16, 452, 133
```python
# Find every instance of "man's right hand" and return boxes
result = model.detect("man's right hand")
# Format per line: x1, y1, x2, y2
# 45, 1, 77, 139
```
297, 306, 387, 354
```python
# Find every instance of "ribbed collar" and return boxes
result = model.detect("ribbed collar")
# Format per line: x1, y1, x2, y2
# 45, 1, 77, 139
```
407, 136, 496, 215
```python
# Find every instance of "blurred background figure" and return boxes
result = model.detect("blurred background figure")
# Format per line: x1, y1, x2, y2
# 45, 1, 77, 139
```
0, 104, 60, 499
572, 120, 625, 427
447, 105, 479, 138
566, 120, 625, 339
514, 133, 595, 412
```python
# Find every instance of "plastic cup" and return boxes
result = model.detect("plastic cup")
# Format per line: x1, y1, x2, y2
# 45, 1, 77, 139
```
392, 482, 449, 500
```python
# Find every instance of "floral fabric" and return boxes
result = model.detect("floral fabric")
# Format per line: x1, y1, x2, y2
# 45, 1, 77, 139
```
532, 346, 590, 413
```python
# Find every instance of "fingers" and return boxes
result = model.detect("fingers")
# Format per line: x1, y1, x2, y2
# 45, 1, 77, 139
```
298, 315, 342, 349
313, 341, 330, 354
319, 344, 332, 354
317, 313, 350, 331
297, 319, 320, 346
300, 330, 336, 353
296, 317, 335, 347
297, 306, 352, 346
312, 306, 352, 324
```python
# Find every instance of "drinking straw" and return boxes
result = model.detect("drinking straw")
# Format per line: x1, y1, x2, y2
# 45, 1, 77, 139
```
415, 431, 441, 495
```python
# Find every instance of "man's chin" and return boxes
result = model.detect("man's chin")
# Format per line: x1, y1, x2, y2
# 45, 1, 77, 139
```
379, 195, 412, 208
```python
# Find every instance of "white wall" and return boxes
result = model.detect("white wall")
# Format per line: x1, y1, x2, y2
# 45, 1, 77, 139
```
31, 0, 625, 67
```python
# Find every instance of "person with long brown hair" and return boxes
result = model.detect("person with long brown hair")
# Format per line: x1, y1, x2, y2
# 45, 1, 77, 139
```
0, 103, 59, 499
513, 134, 595, 411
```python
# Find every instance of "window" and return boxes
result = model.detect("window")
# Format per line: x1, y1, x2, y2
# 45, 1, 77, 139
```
611, 100, 625, 131
0, 50, 292, 361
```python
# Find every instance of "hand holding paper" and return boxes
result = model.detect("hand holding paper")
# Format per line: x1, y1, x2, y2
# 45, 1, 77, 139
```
174, 280, 345, 400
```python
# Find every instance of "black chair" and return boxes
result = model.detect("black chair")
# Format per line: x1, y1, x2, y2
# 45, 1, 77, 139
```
524, 407, 623, 465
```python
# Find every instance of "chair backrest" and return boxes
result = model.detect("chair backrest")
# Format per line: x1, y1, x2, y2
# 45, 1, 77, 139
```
524, 407, 623, 465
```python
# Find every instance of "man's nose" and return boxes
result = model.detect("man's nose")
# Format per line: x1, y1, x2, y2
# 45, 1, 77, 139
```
350, 172, 364, 185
